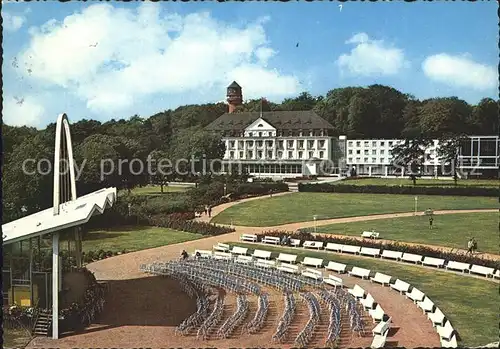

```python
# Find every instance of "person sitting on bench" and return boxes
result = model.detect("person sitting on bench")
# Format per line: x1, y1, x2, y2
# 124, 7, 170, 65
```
180, 250, 188, 260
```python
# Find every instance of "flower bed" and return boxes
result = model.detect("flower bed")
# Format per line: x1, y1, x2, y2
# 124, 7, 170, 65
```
257, 230, 500, 270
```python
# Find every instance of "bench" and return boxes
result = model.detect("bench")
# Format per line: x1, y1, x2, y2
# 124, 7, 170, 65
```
252, 249, 272, 260
428, 307, 445, 327
240, 233, 258, 242
303, 240, 324, 250
235, 255, 253, 264
360, 247, 381, 257
277, 263, 300, 274
192, 249, 213, 258
440, 334, 458, 348
370, 272, 391, 286
406, 287, 425, 303
213, 251, 232, 260
495, 269, 500, 279
301, 268, 323, 280
213, 243, 230, 252
254, 259, 276, 268
368, 304, 385, 323
381, 250, 403, 261
230, 246, 248, 255
360, 293, 376, 309
277, 253, 297, 264
341, 244, 361, 255
401, 253, 423, 264
389, 279, 410, 294
290, 238, 301, 247
422, 256, 445, 268
371, 317, 391, 348
347, 284, 365, 299
348, 266, 371, 279
323, 275, 343, 288
325, 261, 347, 273
301, 257, 323, 268
361, 231, 380, 239
325, 242, 343, 252
436, 320, 455, 341
445, 261, 471, 273
416, 296, 435, 314
261, 236, 280, 245
469, 264, 495, 277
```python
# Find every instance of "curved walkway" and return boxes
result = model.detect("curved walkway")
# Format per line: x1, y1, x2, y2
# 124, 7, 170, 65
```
196, 193, 499, 261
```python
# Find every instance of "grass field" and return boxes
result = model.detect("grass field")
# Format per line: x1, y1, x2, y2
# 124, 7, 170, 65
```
212, 192, 498, 226
231, 243, 498, 347
129, 184, 192, 196
316, 212, 499, 254
334, 178, 499, 188
3, 328, 32, 349
82, 226, 203, 252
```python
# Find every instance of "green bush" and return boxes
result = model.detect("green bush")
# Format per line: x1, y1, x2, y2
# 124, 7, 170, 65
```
299, 183, 499, 197
149, 214, 235, 236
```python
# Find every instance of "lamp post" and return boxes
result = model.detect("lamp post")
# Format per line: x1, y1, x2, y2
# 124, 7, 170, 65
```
313, 215, 318, 233
414, 196, 418, 216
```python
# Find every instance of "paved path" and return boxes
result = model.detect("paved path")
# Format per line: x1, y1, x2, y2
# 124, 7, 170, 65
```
195, 192, 499, 260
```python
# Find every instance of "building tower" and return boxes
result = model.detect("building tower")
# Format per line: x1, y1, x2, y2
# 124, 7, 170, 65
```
227, 81, 243, 113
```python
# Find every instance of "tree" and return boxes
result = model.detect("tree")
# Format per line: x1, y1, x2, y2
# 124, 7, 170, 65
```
148, 149, 172, 192
437, 134, 468, 185
347, 91, 377, 138
419, 97, 471, 137
280, 92, 321, 111
401, 99, 424, 138
469, 98, 498, 135
391, 138, 432, 185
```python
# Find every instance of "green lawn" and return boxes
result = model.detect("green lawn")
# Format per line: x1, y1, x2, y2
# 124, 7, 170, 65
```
129, 184, 191, 196
334, 178, 499, 188
212, 192, 498, 226
316, 212, 499, 254
231, 242, 498, 347
82, 226, 203, 253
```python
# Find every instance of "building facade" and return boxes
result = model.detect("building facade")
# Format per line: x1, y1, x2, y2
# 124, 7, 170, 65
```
208, 82, 499, 179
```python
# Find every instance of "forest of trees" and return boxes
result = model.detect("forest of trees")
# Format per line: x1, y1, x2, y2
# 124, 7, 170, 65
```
3, 84, 498, 222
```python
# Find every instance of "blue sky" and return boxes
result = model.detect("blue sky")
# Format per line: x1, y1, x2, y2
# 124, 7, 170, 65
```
2, 1, 497, 128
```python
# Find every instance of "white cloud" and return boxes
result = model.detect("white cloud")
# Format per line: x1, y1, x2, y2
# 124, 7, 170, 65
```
3, 11, 26, 32
18, 3, 300, 114
337, 32, 408, 76
422, 53, 497, 91
2, 95, 45, 128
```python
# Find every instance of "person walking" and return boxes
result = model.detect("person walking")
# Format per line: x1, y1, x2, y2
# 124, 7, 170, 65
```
466, 239, 473, 254
429, 215, 434, 229
472, 237, 477, 254
208, 205, 212, 218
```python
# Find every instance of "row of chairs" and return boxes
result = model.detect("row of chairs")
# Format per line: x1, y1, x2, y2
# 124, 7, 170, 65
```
246, 293, 269, 334
217, 294, 249, 339
294, 292, 321, 347
197, 295, 225, 340
272, 292, 296, 343
346, 297, 365, 335
174, 274, 210, 336
319, 290, 342, 346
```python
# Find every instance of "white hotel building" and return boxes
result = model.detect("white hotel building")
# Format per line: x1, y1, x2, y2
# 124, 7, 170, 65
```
207, 82, 499, 179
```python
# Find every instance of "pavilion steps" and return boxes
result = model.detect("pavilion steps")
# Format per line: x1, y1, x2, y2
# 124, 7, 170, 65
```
33, 308, 51, 336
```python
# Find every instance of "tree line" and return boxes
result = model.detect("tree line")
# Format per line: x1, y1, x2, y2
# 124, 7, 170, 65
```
2, 84, 497, 222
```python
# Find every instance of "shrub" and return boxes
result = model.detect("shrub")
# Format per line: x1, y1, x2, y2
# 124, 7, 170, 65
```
298, 183, 499, 197
149, 214, 235, 236
257, 230, 500, 270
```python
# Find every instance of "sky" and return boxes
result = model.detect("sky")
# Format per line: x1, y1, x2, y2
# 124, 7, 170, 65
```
2, 1, 498, 129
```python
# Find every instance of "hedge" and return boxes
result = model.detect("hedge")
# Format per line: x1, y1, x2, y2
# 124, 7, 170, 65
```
149, 214, 235, 236
257, 230, 500, 270
299, 183, 499, 197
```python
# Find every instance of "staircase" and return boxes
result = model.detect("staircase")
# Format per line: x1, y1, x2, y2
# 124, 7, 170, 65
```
33, 308, 52, 336
287, 182, 299, 192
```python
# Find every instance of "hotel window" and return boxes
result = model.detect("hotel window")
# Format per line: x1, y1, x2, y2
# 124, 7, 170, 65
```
364, 157, 368, 162
380, 158, 384, 163
278, 140, 284, 148
287, 140, 294, 148
348, 157, 353, 162
356, 141, 361, 147
372, 149, 376, 155
381, 150, 385, 155
372, 158, 376, 163
230, 141, 235, 148
298, 151, 303, 158
288, 151, 293, 158
298, 140, 304, 148
388, 141, 393, 146
356, 157, 361, 161
309, 131, 313, 136
258, 132, 262, 137
230, 151, 234, 159
319, 151, 324, 158
348, 150, 353, 154
364, 149, 369, 155
356, 150, 361, 155
278, 151, 283, 159
299, 131, 303, 136
267, 151, 273, 158
247, 140, 254, 146
372, 141, 376, 147
348, 141, 353, 146
239, 151, 244, 158
364, 141, 369, 147
380, 141, 385, 146
309, 151, 314, 158
319, 140, 325, 148
257, 151, 263, 159
238, 141, 244, 148
308, 141, 314, 148
257, 141, 263, 147
248, 151, 253, 158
